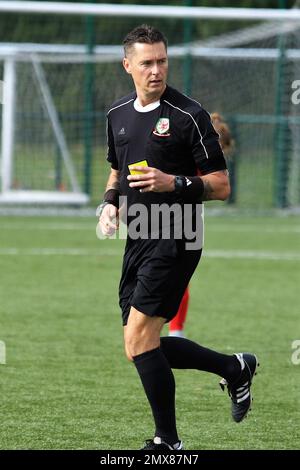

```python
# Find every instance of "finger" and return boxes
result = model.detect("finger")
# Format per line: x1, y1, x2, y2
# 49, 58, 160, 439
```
106, 220, 118, 230
99, 224, 110, 237
99, 219, 109, 234
100, 218, 118, 232
140, 184, 155, 193
100, 224, 116, 237
127, 173, 152, 181
106, 228, 116, 237
129, 179, 153, 188
100, 213, 117, 226
106, 214, 119, 229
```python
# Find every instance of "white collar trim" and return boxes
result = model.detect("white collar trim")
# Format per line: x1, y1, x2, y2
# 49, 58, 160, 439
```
134, 98, 160, 113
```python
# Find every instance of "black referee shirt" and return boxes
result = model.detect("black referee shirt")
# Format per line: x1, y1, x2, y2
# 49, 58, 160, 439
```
106, 85, 227, 210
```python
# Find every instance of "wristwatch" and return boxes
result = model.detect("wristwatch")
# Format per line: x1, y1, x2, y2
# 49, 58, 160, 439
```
174, 175, 186, 196
95, 201, 109, 218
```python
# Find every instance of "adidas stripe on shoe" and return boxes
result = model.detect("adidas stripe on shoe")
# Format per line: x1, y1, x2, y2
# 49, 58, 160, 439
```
220, 352, 259, 423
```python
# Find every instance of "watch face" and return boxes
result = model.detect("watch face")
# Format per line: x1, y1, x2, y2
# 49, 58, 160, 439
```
96, 203, 106, 217
175, 176, 184, 194
96, 205, 102, 217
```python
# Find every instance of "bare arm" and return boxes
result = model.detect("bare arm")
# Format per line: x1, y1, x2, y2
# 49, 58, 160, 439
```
98, 169, 120, 237
127, 167, 230, 201
201, 169, 231, 201
105, 168, 120, 192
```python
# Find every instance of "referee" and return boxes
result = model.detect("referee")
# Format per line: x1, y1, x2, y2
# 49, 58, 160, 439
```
97, 25, 258, 450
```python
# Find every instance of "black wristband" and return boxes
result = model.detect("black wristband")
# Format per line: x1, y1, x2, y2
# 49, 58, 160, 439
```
175, 175, 204, 203
103, 189, 119, 208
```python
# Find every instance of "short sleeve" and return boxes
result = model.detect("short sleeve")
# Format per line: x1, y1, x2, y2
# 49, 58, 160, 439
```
106, 116, 119, 170
189, 108, 227, 175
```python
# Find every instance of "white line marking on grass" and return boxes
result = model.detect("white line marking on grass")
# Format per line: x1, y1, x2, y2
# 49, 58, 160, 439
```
0, 248, 123, 256
204, 250, 300, 261
0, 223, 93, 231
0, 340, 6, 365
0, 248, 299, 261
207, 225, 300, 234
1, 223, 300, 234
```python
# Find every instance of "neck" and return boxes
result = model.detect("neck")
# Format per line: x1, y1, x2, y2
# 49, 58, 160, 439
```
137, 85, 166, 107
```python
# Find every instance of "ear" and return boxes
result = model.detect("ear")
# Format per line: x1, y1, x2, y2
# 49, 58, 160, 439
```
123, 57, 132, 75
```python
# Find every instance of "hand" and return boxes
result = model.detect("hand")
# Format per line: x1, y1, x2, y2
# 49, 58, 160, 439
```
127, 166, 175, 193
99, 204, 119, 237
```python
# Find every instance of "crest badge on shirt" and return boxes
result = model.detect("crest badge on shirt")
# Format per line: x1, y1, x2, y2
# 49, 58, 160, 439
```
153, 118, 170, 137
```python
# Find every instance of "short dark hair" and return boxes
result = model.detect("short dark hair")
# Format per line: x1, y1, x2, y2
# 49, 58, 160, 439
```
123, 24, 168, 57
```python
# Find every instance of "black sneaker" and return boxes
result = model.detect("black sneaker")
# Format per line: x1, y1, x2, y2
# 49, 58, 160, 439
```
220, 352, 259, 423
141, 437, 184, 450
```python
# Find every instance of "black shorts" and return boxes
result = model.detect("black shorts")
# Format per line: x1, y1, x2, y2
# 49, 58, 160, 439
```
119, 237, 202, 326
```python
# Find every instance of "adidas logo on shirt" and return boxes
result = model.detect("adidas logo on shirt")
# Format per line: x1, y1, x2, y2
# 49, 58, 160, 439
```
118, 127, 125, 135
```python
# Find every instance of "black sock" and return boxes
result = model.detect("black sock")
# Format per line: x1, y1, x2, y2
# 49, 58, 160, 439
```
133, 347, 179, 445
160, 336, 240, 382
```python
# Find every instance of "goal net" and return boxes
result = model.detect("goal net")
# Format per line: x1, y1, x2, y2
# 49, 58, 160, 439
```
0, 2, 300, 209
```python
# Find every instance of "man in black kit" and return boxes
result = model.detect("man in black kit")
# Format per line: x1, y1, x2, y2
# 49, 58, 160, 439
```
97, 25, 258, 450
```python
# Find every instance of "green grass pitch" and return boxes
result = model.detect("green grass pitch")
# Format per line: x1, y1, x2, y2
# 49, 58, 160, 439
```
0, 214, 299, 450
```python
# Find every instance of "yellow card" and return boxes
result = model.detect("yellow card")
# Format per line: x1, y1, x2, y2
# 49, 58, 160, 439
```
128, 160, 148, 175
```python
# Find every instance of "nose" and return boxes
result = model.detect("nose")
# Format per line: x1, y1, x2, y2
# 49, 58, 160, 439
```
151, 62, 160, 75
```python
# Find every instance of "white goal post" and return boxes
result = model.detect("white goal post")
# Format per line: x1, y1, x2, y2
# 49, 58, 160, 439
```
0, 53, 88, 205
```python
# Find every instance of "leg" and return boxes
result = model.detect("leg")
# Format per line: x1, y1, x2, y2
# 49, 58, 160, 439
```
169, 287, 189, 337
160, 336, 240, 380
160, 336, 258, 423
124, 306, 165, 361
124, 307, 180, 445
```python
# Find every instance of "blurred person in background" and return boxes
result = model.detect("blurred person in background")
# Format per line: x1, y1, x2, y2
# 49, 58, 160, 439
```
169, 112, 235, 338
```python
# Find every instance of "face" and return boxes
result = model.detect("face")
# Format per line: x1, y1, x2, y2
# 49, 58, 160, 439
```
123, 42, 168, 105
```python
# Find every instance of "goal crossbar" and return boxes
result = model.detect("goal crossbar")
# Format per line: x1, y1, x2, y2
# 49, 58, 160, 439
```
0, 2, 300, 22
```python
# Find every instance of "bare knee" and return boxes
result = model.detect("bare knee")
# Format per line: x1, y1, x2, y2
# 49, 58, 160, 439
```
125, 332, 150, 359
124, 329, 150, 361
124, 308, 165, 361
124, 345, 134, 362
